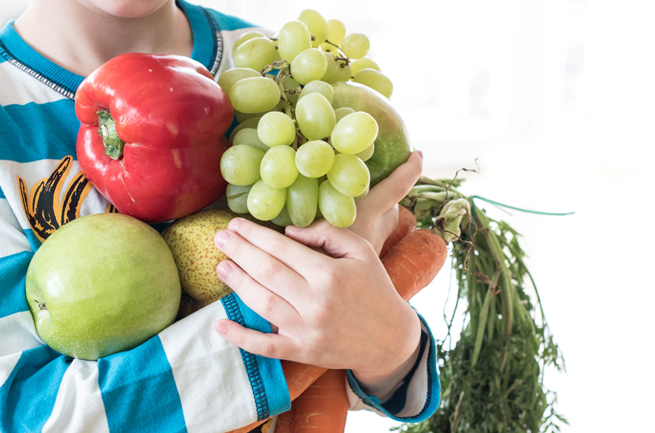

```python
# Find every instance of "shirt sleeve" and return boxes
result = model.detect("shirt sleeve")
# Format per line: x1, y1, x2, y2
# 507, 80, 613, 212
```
0, 197, 290, 433
344, 311, 440, 422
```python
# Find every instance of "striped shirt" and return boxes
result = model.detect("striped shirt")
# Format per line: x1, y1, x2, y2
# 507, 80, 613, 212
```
0, 1, 440, 431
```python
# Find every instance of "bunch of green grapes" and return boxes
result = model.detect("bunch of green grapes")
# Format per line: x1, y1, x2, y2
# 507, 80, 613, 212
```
219, 9, 392, 228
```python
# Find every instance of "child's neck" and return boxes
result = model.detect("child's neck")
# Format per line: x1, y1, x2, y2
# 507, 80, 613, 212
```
14, 0, 193, 77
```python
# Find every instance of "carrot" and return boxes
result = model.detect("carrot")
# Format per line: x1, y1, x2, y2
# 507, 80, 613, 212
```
229, 229, 448, 433
380, 206, 417, 259
289, 369, 349, 432
383, 229, 448, 302
274, 403, 296, 433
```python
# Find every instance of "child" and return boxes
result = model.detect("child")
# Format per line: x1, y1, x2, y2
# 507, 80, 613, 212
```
0, 1, 439, 431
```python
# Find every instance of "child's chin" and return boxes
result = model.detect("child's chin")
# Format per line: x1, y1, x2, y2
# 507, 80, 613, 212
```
80, 0, 169, 19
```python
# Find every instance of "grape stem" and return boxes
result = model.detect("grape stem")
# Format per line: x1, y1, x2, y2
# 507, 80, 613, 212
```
260, 60, 288, 77
324, 40, 342, 50
334, 56, 351, 66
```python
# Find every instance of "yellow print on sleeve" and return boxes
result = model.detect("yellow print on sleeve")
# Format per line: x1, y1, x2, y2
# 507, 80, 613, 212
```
17, 156, 92, 243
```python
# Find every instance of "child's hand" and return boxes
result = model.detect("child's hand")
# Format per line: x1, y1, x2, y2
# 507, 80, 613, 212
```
348, 151, 423, 255
213, 218, 421, 386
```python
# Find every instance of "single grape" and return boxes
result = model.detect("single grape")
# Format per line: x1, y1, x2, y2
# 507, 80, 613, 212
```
353, 68, 393, 98
271, 206, 293, 227
247, 180, 286, 221
229, 77, 281, 113
218, 68, 261, 94
281, 76, 302, 104
278, 21, 312, 62
295, 140, 335, 178
287, 175, 319, 227
298, 9, 328, 47
334, 107, 355, 122
226, 184, 252, 214
296, 93, 336, 140
331, 111, 379, 154
327, 153, 370, 197
290, 48, 328, 85
332, 60, 352, 82
355, 142, 375, 161
220, 145, 265, 186
318, 42, 339, 54
233, 37, 277, 72
260, 145, 298, 188
229, 116, 261, 142
235, 110, 269, 124
299, 80, 334, 104
327, 19, 346, 46
257, 112, 296, 147
341, 33, 370, 59
270, 37, 282, 61
351, 58, 380, 76
318, 180, 356, 227
233, 31, 266, 54
232, 128, 269, 151
321, 52, 339, 82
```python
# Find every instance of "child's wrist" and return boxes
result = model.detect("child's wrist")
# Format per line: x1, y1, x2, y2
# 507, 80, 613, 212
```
351, 304, 421, 393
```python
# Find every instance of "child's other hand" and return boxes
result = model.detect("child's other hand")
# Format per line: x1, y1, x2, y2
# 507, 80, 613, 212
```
348, 151, 423, 255
213, 218, 421, 386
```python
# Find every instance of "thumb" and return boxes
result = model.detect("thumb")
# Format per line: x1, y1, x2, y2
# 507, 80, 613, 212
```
366, 151, 423, 211
285, 220, 372, 261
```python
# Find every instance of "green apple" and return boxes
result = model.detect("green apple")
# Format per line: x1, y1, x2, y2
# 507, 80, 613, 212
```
26, 213, 181, 360
331, 81, 411, 186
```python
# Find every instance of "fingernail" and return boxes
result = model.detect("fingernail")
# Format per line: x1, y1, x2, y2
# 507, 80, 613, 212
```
216, 323, 228, 336
416, 150, 424, 160
215, 230, 229, 247
216, 261, 231, 279
228, 218, 242, 231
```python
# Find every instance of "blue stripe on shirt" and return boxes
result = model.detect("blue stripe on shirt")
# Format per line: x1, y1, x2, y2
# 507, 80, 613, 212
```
97, 336, 187, 433
22, 229, 41, 253
1, 100, 78, 163
0, 345, 70, 433
221, 293, 291, 419
0, 250, 32, 319
208, 10, 256, 31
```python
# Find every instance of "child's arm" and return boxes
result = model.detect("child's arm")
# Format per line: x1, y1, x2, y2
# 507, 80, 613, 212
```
213, 151, 440, 421
0, 192, 290, 432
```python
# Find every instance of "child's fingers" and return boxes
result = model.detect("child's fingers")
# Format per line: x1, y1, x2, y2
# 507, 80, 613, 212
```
217, 260, 301, 327
214, 229, 306, 303
227, 217, 325, 273
215, 319, 298, 360
365, 151, 423, 212
285, 222, 373, 262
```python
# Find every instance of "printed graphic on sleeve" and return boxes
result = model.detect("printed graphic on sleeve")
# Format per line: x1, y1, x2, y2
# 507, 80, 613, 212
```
17, 156, 92, 243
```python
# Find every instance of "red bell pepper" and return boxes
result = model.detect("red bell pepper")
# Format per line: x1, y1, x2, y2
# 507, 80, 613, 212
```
75, 53, 233, 223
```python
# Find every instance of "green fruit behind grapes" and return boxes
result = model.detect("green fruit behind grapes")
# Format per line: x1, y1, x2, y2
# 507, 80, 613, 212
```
331, 81, 411, 186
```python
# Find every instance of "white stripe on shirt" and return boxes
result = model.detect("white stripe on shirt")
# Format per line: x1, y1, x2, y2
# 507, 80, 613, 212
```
0, 311, 42, 357
0, 62, 69, 106
159, 301, 258, 433
42, 359, 111, 433
0, 198, 30, 258
0, 352, 22, 388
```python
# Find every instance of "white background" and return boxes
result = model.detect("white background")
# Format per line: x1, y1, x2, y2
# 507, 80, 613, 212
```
3, 1, 654, 431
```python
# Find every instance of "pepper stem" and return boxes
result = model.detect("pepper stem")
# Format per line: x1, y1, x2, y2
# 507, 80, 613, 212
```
97, 111, 125, 160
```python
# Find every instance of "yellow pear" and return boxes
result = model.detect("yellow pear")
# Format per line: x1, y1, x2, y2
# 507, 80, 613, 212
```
163, 209, 237, 307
